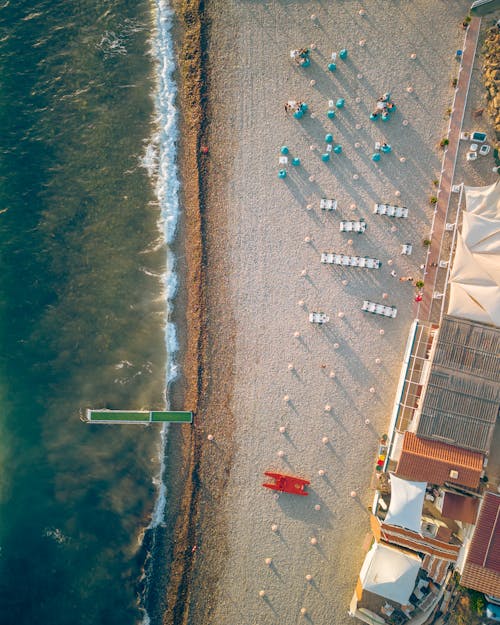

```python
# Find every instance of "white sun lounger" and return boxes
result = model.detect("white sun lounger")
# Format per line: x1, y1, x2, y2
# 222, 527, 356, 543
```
401, 244, 413, 255
362, 300, 397, 318
340, 220, 366, 233
374, 203, 408, 218
321, 253, 380, 268
309, 312, 329, 324
320, 198, 337, 211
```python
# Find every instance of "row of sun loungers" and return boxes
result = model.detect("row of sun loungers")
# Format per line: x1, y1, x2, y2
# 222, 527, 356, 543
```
320, 198, 337, 211
339, 220, 367, 233
362, 300, 398, 318
309, 312, 329, 324
373, 203, 408, 218
321, 253, 381, 268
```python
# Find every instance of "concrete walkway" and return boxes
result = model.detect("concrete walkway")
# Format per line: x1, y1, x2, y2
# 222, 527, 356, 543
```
417, 17, 481, 323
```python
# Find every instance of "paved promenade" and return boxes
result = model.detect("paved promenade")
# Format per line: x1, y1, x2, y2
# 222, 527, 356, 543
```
417, 17, 481, 323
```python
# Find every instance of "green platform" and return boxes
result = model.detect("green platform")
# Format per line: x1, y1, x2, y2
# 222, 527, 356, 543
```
86, 409, 193, 424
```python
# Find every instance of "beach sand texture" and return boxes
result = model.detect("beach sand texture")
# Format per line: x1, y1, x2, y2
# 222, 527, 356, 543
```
189, 2, 471, 624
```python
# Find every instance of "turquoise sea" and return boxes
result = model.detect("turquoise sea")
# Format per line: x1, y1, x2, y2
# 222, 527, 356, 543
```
0, 1, 178, 623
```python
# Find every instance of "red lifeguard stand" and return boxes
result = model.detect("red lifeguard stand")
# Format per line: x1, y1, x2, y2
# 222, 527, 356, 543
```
262, 471, 310, 496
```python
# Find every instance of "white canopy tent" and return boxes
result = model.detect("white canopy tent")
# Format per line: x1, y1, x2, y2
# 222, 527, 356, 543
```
464, 180, 500, 219
448, 181, 500, 327
384, 474, 426, 534
359, 542, 421, 605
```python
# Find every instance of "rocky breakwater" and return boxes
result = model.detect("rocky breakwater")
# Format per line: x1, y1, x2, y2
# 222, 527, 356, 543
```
482, 25, 500, 141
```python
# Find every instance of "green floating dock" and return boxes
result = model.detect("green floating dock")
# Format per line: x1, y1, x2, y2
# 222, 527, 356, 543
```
86, 409, 193, 424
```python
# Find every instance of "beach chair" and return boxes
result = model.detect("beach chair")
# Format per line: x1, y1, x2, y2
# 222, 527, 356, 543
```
320, 198, 331, 210
375, 304, 385, 315
368, 302, 376, 313
386, 206, 396, 217
395, 207, 408, 218
362, 300, 370, 311
334, 254, 342, 264
358, 257, 367, 268
350, 257, 359, 267
279, 156, 288, 164
401, 244, 412, 255
341, 256, 350, 266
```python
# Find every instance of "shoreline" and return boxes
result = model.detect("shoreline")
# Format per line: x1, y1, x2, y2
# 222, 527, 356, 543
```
159, 1, 218, 623
161, 1, 238, 623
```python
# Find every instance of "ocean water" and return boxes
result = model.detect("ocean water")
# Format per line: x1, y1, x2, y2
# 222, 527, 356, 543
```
0, 1, 178, 623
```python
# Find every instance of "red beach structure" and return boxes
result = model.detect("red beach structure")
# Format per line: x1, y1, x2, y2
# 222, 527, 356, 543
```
262, 471, 310, 496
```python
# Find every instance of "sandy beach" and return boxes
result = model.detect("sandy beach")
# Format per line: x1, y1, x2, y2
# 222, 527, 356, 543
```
169, 1, 482, 624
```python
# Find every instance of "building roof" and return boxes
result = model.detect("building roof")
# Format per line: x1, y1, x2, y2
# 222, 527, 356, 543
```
448, 181, 500, 326
461, 493, 500, 596
359, 542, 421, 605
379, 521, 460, 562
395, 432, 483, 489
441, 492, 479, 524
416, 316, 500, 453
385, 475, 426, 534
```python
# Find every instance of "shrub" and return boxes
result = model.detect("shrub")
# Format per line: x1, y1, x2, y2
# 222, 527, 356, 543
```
452, 78, 458, 87
433, 179, 439, 186
440, 137, 449, 147
468, 590, 485, 614
430, 196, 438, 205
415, 280, 424, 288
423, 238, 432, 246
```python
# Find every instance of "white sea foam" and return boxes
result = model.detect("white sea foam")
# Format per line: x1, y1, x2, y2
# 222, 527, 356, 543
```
140, 2, 179, 622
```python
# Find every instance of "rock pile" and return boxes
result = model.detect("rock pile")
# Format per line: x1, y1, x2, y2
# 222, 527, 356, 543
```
482, 27, 500, 140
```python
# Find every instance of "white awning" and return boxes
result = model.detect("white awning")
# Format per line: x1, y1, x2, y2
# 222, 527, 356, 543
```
447, 182, 500, 327
462, 213, 500, 254
359, 542, 421, 605
448, 233, 500, 327
464, 180, 500, 219
385, 474, 426, 533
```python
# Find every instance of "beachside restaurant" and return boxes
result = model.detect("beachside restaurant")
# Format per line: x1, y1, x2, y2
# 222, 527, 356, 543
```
350, 476, 459, 624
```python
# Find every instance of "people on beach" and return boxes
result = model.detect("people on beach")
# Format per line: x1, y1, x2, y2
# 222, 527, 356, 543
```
291, 48, 310, 65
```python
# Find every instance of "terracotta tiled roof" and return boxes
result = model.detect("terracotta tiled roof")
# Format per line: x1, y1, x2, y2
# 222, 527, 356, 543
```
395, 432, 483, 489
379, 522, 460, 562
442, 492, 479, 524
461, 493, 500, 596
422, 554, 451, 586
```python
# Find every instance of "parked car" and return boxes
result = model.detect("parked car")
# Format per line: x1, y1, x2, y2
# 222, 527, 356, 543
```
486, 603, 500, 621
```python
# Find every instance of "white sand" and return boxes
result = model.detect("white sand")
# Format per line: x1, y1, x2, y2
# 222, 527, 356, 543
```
192, 2, 473, 624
